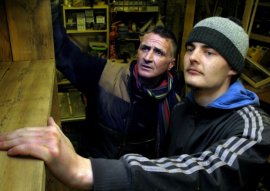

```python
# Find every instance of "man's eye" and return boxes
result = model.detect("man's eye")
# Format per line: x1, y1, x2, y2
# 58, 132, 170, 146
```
155, 50, 164, 56
205, 49, 216, 56
186, 46, 193, 52
140, 46, 149, 51
207, 51, 213, 55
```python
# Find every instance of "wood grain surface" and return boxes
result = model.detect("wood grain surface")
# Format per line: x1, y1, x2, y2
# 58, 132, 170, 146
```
0, 0, 73, 190
5, 0, 54, 61
0, 60, 55, 191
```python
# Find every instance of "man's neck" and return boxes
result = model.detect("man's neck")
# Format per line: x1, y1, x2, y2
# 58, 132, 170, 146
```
139, 74, 166, 89
192, 86, 229, 107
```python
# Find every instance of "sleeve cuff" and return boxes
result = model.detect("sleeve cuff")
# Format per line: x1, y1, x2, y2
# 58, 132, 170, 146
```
90, 158, 131, 191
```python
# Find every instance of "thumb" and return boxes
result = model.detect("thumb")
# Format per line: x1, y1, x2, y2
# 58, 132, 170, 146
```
47, 117, 74, 149
47, 117, 57, 126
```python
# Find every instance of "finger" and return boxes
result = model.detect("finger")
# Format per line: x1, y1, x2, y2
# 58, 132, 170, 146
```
0, 139, 16, 150
7, 143, 51, 162
0, 127, 47, 143
0, 131, 33, 149
0, 133, 53, 151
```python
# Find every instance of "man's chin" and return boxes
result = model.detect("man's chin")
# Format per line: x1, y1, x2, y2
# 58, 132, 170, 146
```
185, 82, 200, 89
138, 70, 154, 78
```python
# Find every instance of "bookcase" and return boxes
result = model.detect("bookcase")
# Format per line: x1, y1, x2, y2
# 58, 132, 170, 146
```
62, 3, 110, 57
58, 3, 109, 123
109, 0, 160, 60
59, 3, 112, 156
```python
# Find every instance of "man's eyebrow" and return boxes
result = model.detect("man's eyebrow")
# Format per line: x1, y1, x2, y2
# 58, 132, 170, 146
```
140, 44, 149, 48
186, 42, 212, 48
153, 47, 165, 54
185, 42, 194, 48
201, 44, 212, 49
140, 44, 167, 55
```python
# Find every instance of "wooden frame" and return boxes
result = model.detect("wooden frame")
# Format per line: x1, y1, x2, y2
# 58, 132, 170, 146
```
241, 57, 270, 88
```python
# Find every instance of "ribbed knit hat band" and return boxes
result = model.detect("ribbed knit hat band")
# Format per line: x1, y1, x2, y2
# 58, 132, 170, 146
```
186, 17, 249, 74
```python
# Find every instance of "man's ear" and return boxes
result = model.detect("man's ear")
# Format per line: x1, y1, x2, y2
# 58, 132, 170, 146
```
168, 58, 176, 70
228, 68, 237, 76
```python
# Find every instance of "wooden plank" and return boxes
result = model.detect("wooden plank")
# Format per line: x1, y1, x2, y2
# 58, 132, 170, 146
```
0, 59, 55, 191
178, 0, 196, 71
51, 75, 61, 127
242, 0, 254, 32
0, 60, 55, 131
5, 0, 54, 61
250, 33, 270, 44
0, 1, 12, 61
0, 153, 46, 191
247, 0, 259, 36
171, 1, 185, 47
0, 0, 67, 190
0, 62, 12, 78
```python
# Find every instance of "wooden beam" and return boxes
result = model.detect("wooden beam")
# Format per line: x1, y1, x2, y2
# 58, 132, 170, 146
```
242, 0, 254, 32
178, 0, 196, 71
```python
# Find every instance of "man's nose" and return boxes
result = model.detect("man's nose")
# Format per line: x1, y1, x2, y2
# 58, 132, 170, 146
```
189, 49, 200, 62
144, 50, 154, 61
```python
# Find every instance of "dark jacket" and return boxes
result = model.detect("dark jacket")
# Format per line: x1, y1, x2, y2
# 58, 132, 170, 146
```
90, 81, 270, 190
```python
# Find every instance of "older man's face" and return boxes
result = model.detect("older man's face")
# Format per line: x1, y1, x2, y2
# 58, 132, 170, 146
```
136, 33, 175, 78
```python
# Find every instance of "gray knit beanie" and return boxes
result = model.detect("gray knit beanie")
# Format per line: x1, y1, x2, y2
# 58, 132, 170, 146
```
186, 16, 249, 74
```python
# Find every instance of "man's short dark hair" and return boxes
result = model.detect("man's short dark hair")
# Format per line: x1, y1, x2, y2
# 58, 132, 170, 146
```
145, 26, 178, 58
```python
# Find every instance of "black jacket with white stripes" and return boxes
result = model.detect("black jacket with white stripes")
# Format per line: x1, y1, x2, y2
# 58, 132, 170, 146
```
91, 95, 270, 191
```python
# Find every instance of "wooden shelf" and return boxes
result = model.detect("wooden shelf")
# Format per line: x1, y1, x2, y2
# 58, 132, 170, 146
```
111, 8, 159, 13
242, 57, 270, 88
58, 91, 86, 122
250, 33, 270, 44
258, 2, 270, 7
242, 0, 270, 89
57, 78, 71, 85
62, 4, 109, 55
110, 7, 159, 59
63, 5, 109, 9
66, 29, 108, 33
244, 82, 270, 104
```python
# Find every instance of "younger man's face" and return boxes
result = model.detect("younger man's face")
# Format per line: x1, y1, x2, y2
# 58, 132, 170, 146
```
183, 42, 237, 91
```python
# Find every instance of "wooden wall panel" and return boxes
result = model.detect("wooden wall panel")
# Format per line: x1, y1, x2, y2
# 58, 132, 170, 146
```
0, 1, 12, 61
5, 0, 54, 61
178, 0, 196, 71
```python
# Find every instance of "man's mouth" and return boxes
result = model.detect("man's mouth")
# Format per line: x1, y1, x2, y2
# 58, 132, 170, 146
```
140, 64, 152, 70
186, 67, 202, 75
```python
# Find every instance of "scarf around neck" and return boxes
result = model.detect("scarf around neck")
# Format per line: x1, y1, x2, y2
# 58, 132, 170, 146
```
132, 64, 179, 155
